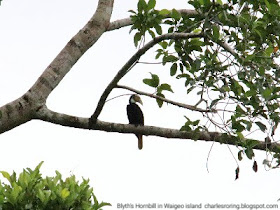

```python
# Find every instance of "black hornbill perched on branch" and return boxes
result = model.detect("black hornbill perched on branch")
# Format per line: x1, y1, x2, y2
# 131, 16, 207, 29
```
127, 94, 144, 150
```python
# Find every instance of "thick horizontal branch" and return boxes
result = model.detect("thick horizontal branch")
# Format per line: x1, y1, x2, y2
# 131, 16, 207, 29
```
37, 107, 280, 154
107, 9, 199, 31
116, 84, 215, 113
90, 32, 204, 123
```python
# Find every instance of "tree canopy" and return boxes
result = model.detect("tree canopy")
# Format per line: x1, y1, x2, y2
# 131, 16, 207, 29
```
127, 0, 280, 174
123, 0, 280, 171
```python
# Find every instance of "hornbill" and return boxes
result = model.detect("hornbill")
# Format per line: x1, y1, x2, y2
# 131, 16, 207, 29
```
127, 94, 144, 150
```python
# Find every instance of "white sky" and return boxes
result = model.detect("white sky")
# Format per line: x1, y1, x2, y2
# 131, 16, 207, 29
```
0, 0, 279, 209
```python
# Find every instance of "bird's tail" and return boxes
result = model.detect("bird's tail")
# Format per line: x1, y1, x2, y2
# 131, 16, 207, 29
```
137, 135, 143, 150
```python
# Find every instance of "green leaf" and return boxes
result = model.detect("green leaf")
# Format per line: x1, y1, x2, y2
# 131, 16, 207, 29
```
137, 0, 147, 13
262, 88, 272, 100
192, 120, 200, 126
255, 121, 266, 132
236, 105, 246, 115
212, 25, 220, 41
60, 188, 70, 199
258, 66, 265, 76
148, 29, 155, 38
97, 202, 112, 208
238, 150, 243, 161
163, 55, 178, 64
147, 0, 156, 10
158, 83, 173, 93
245, 148, 254, 160
37, 189, 45, 202
159, 9, 170, 16
210, 98, 220, 108
193, 28, 202, 33
154, 24, 162, 35
134, 32, 142, 47
156, 92, 165, 108
170, 63, 177, 76
35, 161, 44, 171
236, 132, 244, 140
264, 0, 271, 12
143, 73, 160, 88
159, 41, 168, 49
11, 183, 22, 201
170, 9, 181, 20
264, 46, 274, 56
128, 9, 136, 14
0, 171, 11, 184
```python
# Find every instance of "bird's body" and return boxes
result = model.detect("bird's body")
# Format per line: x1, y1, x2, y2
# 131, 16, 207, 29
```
127, 95, 144, 150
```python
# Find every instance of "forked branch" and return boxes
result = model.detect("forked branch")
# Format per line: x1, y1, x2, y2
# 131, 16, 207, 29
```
90, 32, 204, 123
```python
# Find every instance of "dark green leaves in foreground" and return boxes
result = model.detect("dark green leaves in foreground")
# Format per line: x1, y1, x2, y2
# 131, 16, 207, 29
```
129, 0, 163, 47
143, 72, 159, 88
0, 162, 110, 210
143, 73, 173, 107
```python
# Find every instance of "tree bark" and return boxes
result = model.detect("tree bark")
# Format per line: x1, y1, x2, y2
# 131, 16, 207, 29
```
36, 106, 280, 153
0, 0, 114, 134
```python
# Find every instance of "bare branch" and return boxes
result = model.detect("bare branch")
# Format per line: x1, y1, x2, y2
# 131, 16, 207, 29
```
107, 18, 132, 31
37, 106, 280, 154
90, 32, 204, 123
216, 40, 240, 60
116, 84, 215, 113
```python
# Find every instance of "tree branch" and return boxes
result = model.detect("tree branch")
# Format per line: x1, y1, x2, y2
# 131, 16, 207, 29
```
216, 40, 240, 60
0, 0, 114, 134
28, 0, 114, 102
37, 106, 280, 154
116, 84, 215, 113
90, 32, 204, 124
107, 9, 199, 31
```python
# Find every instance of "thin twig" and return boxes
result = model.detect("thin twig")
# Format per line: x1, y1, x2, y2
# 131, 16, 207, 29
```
116, 84, 215, 113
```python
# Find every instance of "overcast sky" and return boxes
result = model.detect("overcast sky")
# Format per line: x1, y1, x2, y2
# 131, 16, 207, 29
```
0, 0, 279, 209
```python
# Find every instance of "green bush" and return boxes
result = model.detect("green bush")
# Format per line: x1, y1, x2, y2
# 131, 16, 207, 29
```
0, 162, 110, 210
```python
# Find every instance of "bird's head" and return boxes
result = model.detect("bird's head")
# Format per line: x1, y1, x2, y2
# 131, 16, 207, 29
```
129, 94, 143, 105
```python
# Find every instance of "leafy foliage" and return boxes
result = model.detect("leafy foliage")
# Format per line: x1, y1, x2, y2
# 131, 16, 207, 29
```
130, 0, 280, 169
129, 0, 163, 46
0, 162, 110, 209
143, 73, 173, 107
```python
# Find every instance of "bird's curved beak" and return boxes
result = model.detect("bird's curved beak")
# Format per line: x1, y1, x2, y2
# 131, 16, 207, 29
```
138, 97, 143, 105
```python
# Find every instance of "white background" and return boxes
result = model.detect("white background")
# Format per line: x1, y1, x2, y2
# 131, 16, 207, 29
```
0, 0, 279, 209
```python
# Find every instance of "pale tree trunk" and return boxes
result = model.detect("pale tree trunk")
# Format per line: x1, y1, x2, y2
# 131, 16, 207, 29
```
0, 0, 114, 134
